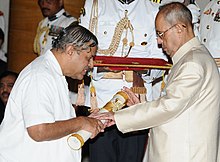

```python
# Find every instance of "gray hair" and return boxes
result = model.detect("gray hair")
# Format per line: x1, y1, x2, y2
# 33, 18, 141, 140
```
52, 22, 98, 53
159, 2, 193, 28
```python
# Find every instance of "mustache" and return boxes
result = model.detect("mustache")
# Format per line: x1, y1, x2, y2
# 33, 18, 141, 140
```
41, 8, 50, 12
1, 92, 9, 97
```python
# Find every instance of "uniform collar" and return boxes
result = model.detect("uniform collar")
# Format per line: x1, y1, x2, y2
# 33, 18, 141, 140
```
172, 37, 201, 65
48, 8, 65, 21
118, 0, 135, 4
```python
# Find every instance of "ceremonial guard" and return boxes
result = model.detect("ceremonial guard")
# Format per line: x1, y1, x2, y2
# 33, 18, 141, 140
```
34, 0, 77, 56
80, 0, 168, 162
200, 0, 220, 71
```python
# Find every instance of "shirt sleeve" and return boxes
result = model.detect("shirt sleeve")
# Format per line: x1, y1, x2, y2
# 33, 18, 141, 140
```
115, 61, 204, 133
22, 72, 57, 128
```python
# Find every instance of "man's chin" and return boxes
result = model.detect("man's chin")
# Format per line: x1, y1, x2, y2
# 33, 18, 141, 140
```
71, 75, 84, 81
42, 11, 51, 17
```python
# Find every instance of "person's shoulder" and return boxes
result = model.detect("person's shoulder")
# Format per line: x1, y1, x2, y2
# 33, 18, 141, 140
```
147, 0, 162, 7
63, 11, 72, 18
145, 0, 161, 12
38, 17, 48, 26
83, 0, 99, 10
144, 0, 160, 15
62, 11, 77, 21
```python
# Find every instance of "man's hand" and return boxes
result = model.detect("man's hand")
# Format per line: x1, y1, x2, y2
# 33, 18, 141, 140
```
92, 111, 116, 127
122, 86, 140, 106
80, 116, 105, 139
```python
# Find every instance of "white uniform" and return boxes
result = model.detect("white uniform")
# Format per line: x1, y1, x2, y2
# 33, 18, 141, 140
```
200, 0, 220, 71
0, 11, 7, 62
80, 0, 167, 108
0, 50, 81, 162
34, 9, 76, 56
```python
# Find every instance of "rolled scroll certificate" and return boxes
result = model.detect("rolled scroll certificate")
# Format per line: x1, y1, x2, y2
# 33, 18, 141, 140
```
67, 91, 128, 150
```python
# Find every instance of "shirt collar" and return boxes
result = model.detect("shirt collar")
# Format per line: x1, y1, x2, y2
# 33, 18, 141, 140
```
45, 50, 63, 76
48, 9, 65, 21
172, 37, 201, 65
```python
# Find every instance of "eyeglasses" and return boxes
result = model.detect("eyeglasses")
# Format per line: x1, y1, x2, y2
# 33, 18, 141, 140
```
156, 24, 177, 39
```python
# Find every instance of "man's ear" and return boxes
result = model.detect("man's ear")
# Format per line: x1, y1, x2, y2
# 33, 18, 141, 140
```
66, 45, 75, 56
175, 24, 186, 33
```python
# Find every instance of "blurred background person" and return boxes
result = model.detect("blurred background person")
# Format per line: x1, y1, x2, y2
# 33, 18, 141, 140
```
0, 70, 18, 124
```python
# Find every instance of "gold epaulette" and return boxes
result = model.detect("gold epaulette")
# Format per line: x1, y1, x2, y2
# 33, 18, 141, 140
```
80, 7, 86, 16
150, 0, 162, 4
33, 20, 50, 56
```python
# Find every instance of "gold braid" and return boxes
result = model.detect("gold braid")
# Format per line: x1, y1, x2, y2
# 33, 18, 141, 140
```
33, 21, 50, 56
89, 0, 134, 56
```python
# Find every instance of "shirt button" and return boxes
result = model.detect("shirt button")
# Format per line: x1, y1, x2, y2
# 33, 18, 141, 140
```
141, 42, 148, 46
104, 31, 107, 34
144, 33, 147, 37
203, 38, 207, 42
206, 25, 210, 29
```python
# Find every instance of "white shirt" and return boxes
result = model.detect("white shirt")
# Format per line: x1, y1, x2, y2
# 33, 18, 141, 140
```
34, 9, 77, 56
0, 50, 81, 162
80, 0, 167, 107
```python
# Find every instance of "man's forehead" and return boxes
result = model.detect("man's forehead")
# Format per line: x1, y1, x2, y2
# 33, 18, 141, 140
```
0, 76, 16, 82
38, 0, 61, 5
155, 15, 165, 28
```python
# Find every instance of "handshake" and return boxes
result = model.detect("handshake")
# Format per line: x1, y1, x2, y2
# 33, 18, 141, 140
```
67, 88, 138, 150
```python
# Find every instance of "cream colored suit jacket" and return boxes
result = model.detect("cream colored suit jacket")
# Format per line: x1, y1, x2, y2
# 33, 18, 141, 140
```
115, 37, 220, 162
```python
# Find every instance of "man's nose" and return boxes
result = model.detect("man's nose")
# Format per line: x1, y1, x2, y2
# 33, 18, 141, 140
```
88, 58, 94, 69
3, 86, 9, 92
157, 37, 163, 45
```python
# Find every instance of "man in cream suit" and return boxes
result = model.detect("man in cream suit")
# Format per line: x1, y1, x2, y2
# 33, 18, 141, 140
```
98, 2, 220, 162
